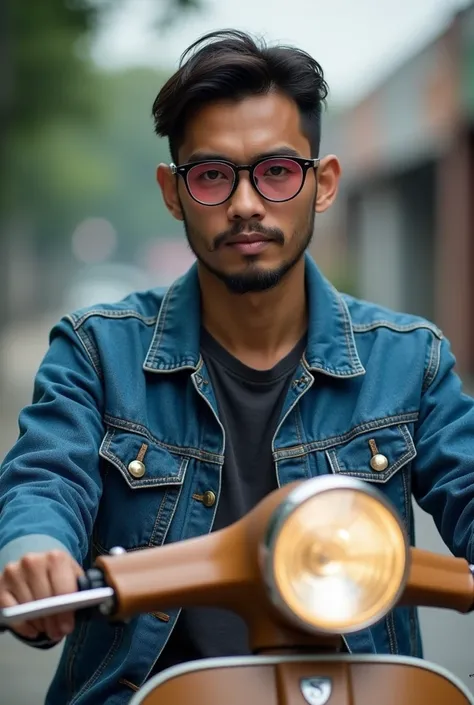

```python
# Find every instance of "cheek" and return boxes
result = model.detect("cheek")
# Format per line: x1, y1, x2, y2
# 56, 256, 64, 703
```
184, 200, 229, 233
290, 192, 316, 229
269, 199, 312, 234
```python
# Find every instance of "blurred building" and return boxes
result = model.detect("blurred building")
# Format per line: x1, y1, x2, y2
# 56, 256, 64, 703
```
318, 3, 474, 377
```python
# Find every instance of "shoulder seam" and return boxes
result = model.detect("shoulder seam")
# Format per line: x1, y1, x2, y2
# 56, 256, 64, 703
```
422, 335, 442, 393
71, 324, 103, 379
352, 321, 443, 339
67, 310, 158, 331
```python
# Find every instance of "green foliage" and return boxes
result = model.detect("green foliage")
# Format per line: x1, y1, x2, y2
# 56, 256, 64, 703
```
82, 67, 183, 252
157, 0, 205, 29
6, 0, 97, 132
1, 0, 202, 251
5, 66, 178, 252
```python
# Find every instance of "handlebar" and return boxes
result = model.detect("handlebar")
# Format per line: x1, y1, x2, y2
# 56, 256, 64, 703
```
0, 568, 115, 634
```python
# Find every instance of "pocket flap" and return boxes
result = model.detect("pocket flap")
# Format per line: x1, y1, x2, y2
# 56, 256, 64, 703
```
326, 424, 416, 484
100, 427, 187, 489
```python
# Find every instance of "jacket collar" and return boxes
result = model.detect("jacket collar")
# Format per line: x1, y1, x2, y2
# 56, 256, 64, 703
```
143, 254, 365, 378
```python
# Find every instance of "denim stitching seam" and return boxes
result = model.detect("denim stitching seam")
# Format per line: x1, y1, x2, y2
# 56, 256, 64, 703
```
73, 327, 102, 379
145, 282, 177, 366
99, 428, 189, 488
103, 415, 223, 464
70, 626, 124, 704
386, 612, 398, 654
325, 424, 415, 483
65, 619, 89, 699
422, 336, 442, 393
293, 407, 311, 480
274, 413, 419, 459
69, 310, 157, 330
352, 321, 443, 338
148, 490, 169, 546
148, 468, 186, 547
335, 288, 364, 369
401, 468, 411, 531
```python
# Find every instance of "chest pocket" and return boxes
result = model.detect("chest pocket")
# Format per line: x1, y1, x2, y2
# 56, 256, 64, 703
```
94, 426, 189, 553
325, 424, 416, 485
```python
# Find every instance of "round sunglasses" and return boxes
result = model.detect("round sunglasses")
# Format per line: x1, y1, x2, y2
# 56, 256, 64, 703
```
170, 155, 320, 206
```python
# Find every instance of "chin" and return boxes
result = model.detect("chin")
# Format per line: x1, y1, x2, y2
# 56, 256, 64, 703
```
217, 261, 294, 295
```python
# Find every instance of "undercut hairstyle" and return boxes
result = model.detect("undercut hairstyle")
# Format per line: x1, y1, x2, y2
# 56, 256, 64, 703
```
152, 29, 329, 163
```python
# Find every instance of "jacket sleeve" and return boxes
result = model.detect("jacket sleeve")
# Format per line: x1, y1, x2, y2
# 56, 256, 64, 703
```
412, 335, 474, 562
0, 316, 105, 568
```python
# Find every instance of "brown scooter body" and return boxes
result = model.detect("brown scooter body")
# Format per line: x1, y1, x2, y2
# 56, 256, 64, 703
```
2, 475, 474, 704
132, 655, 472, 705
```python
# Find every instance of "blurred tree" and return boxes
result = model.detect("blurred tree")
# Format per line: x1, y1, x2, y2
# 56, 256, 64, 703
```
19, 66, 180, 264
1, 0, 203, 209
0, 0, 202, 329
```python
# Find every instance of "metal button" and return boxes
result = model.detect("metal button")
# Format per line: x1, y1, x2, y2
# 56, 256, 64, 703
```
370, 454, 389, 472
128, 460, 146, 478
109, 546, 126, 556
202, 490, 216, 507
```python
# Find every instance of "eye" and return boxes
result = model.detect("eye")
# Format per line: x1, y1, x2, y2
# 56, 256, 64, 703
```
265, 165, 289, 177
200, 169, 229, 181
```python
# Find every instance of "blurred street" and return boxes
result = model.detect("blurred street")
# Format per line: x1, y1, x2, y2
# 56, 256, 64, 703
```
0, 313, 63, 704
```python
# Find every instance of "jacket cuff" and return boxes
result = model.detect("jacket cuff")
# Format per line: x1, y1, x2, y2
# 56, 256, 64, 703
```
0, 534, 70, 573
12, 632, 60, 650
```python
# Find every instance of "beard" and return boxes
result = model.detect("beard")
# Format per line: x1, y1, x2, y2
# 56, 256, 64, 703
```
181, 205, 316, 295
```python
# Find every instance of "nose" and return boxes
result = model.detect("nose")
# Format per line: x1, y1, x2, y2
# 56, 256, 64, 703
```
226, 173, 266, 222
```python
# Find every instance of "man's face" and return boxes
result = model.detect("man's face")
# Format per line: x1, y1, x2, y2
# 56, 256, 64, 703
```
158, 92, 336, 294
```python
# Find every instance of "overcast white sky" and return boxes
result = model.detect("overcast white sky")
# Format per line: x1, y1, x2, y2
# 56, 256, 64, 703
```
92, 0, 472, 104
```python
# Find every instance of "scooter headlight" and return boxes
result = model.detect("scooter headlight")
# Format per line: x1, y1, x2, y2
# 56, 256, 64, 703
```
263, 476, 409, 634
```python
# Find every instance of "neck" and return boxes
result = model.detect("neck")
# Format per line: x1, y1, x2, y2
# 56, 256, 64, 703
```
199, 259, 308, 370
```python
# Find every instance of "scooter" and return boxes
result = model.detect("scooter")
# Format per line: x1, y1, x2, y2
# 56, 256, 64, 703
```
1, 475, 474, 704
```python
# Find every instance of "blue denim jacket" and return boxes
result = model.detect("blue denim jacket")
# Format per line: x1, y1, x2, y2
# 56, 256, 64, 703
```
1, 254, 474, 704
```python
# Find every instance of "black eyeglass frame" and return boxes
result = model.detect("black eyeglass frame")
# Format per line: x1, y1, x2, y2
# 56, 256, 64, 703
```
170, 155, 321, 206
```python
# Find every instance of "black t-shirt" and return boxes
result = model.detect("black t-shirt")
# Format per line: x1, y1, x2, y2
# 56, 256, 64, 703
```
151, 329, 306, 676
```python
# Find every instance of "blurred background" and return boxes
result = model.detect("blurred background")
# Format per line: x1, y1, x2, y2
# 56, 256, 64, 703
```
1, 0, 474, 701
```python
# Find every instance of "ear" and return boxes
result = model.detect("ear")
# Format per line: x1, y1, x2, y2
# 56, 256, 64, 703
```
157, 164, 184, 221
314, 155, 342, 213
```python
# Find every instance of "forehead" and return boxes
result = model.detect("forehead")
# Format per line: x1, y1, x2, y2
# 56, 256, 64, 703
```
179, 92, 311, 162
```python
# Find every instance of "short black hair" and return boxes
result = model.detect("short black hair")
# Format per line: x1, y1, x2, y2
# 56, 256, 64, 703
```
152, 29, 329, 163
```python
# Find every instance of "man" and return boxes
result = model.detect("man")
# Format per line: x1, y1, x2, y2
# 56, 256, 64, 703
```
0, 28, 473, 704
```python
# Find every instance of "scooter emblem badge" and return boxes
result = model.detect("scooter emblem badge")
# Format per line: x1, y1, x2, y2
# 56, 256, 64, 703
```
300, 677, 332, 705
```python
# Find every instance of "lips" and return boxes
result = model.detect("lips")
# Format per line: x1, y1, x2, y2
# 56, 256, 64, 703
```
225, 232, 272, 245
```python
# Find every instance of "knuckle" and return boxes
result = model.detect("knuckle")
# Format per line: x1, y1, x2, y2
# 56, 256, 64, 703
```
2, 561, 20, 581
47, 550, 67, 566
21, 552, 42, 570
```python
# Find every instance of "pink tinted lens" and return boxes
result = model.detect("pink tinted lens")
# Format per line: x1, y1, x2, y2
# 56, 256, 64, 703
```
187, 162, 235, 204
254, 158, 303, 201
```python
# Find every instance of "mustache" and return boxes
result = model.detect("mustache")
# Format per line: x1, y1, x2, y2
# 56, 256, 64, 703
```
211, 221, 285, 251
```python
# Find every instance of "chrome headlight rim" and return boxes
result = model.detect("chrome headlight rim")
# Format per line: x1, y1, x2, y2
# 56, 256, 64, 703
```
261, 475, 410, 636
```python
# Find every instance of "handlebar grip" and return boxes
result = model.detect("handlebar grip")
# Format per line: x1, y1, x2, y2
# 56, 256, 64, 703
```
75, 568, 108, 623
0, 568, 110, 637
77, 568, 106, 592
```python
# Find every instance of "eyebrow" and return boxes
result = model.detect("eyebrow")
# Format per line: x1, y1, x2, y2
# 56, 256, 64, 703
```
184, 146, 303, 164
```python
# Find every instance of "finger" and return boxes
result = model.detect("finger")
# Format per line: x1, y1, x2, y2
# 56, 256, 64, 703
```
0, 588, 39, 640
1, 562, 45, 633
18, 553, 59, 637
2, 561, 36, 604
47, 554, 83, 638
